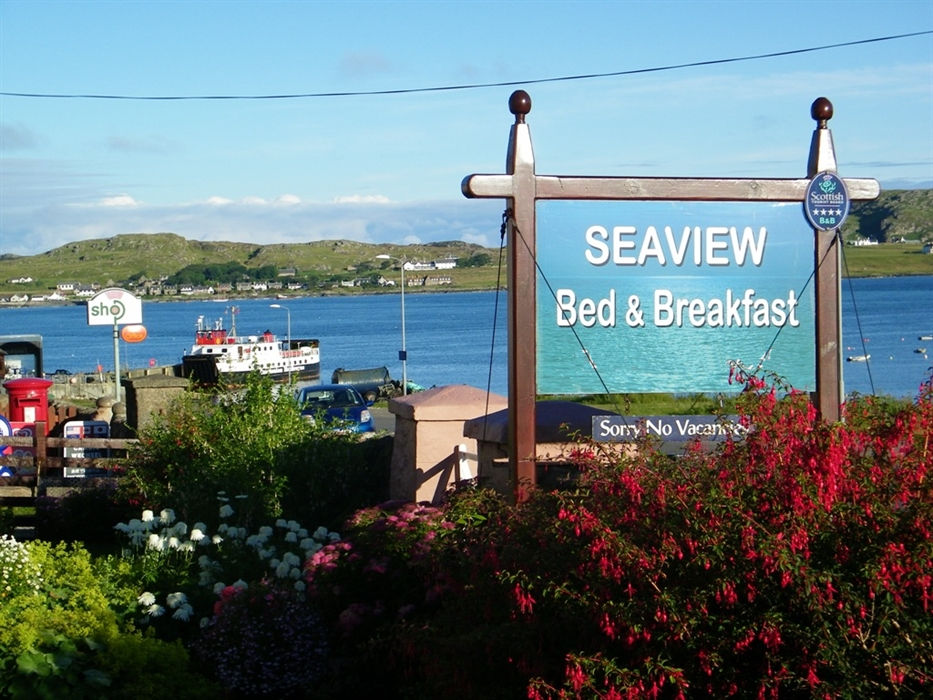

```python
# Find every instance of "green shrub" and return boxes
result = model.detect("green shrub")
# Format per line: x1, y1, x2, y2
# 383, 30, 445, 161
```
0, 540, 119, 655
0, 536, 219, 698
118, 370, 391, 530
0, 539, 118, 696
276, 432, 393, 529
96, 634, 220, 700
118, 371, 313, 527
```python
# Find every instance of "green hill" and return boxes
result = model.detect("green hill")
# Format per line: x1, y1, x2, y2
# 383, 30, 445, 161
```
0, 235, 501, 295
841, 188, 933, 243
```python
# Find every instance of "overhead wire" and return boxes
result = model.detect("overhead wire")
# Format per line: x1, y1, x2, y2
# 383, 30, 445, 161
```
1, 31, 930, 101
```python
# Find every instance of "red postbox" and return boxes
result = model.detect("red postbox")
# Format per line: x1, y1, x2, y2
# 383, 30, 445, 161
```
3, 377, 53, 432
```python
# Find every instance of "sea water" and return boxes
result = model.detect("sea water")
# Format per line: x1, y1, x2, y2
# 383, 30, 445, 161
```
0, 292, 511, 395
0, 278, 930, 399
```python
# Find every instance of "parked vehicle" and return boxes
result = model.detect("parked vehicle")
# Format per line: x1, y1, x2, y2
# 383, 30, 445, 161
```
296, 383, 374, 433
330, 366, 394, 403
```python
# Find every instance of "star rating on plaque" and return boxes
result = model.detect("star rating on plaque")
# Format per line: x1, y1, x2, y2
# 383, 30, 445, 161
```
811, 207, 843, 217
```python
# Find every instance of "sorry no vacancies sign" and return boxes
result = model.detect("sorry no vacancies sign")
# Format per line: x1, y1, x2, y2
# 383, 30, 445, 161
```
536, 200, 816, 394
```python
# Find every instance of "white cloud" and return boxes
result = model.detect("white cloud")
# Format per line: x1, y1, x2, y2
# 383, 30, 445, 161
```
334, 194, 392, 204
461, 231, 496, 247
206, 196, 233, 206
275, 194, 301, 205
98, 195, 139, 207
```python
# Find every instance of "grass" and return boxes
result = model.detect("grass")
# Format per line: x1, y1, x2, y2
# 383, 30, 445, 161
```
841, 243, 933, 277
545, 392, 739, 415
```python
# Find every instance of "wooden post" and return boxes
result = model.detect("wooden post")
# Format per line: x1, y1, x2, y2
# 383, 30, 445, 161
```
504, 92, 538, 502
34, 420, 47, 494
808, 98, 843, 423
461, 90, 539, 501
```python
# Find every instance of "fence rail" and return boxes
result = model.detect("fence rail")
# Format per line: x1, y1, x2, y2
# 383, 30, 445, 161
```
1, 420, 138, 511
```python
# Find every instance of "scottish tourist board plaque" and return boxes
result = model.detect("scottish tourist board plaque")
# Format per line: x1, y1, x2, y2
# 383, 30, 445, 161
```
805, 171, 850, 231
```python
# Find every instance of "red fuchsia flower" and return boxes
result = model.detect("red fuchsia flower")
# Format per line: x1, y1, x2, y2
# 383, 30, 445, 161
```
513, 582, 536, 616
566, 660, 586, 693
889, 663, 906, 686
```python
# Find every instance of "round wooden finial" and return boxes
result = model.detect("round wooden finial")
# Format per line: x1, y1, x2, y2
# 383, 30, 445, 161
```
509, 90, 531, 123
811, 97, 833, 126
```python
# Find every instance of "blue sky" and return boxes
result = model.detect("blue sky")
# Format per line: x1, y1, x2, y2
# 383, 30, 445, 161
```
1, 0, 931, 257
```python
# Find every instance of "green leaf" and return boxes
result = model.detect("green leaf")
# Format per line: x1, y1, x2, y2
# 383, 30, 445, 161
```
16, 650, 51, 676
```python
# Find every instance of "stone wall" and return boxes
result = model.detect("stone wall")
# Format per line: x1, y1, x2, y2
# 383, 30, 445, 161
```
124, 374, 190, 433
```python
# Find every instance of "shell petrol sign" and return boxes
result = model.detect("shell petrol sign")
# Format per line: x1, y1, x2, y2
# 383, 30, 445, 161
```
86, 287, 142, 326
120, 324, 148, 343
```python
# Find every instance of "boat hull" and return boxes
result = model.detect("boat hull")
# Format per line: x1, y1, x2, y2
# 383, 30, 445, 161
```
181, 355, 320, 384
182, 324, 321, 385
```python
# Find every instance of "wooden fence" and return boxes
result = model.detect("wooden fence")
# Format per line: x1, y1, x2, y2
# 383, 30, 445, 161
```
1, 420, 138, 514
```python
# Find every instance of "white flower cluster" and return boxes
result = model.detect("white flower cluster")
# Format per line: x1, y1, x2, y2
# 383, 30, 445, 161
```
115, 494, 341, 626
202, 516, 340, 597
114, 504, 235, 554
136, 589, 194, 621
114, 507, 199, 551
0, 534, 43, 599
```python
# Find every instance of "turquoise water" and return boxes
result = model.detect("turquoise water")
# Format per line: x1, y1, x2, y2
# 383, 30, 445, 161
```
536, 200, 816, 394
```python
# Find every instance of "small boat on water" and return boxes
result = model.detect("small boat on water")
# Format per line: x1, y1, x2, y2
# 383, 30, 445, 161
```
181, 309, 320, 384
915, 347, 927, 354
919, 334, 933, 341
846, 354, 871, 363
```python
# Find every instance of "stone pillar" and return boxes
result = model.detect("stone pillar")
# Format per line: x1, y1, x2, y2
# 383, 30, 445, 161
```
124, 375, 190, 433
388, 385, 507, 504
91, 396, 114, 424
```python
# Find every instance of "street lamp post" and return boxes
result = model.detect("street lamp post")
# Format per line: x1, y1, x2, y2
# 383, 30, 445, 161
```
269, 303, 292, 382
376, 255, 408, 395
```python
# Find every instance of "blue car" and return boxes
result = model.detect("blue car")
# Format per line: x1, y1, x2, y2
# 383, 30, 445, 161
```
296, 383, 374, 433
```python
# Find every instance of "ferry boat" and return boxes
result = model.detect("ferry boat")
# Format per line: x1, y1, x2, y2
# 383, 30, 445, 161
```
181, 309, 320, 384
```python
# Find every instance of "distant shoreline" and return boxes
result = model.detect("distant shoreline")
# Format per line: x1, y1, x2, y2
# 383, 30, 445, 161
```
0, 285, 498, 308
3, 272, 933, 309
